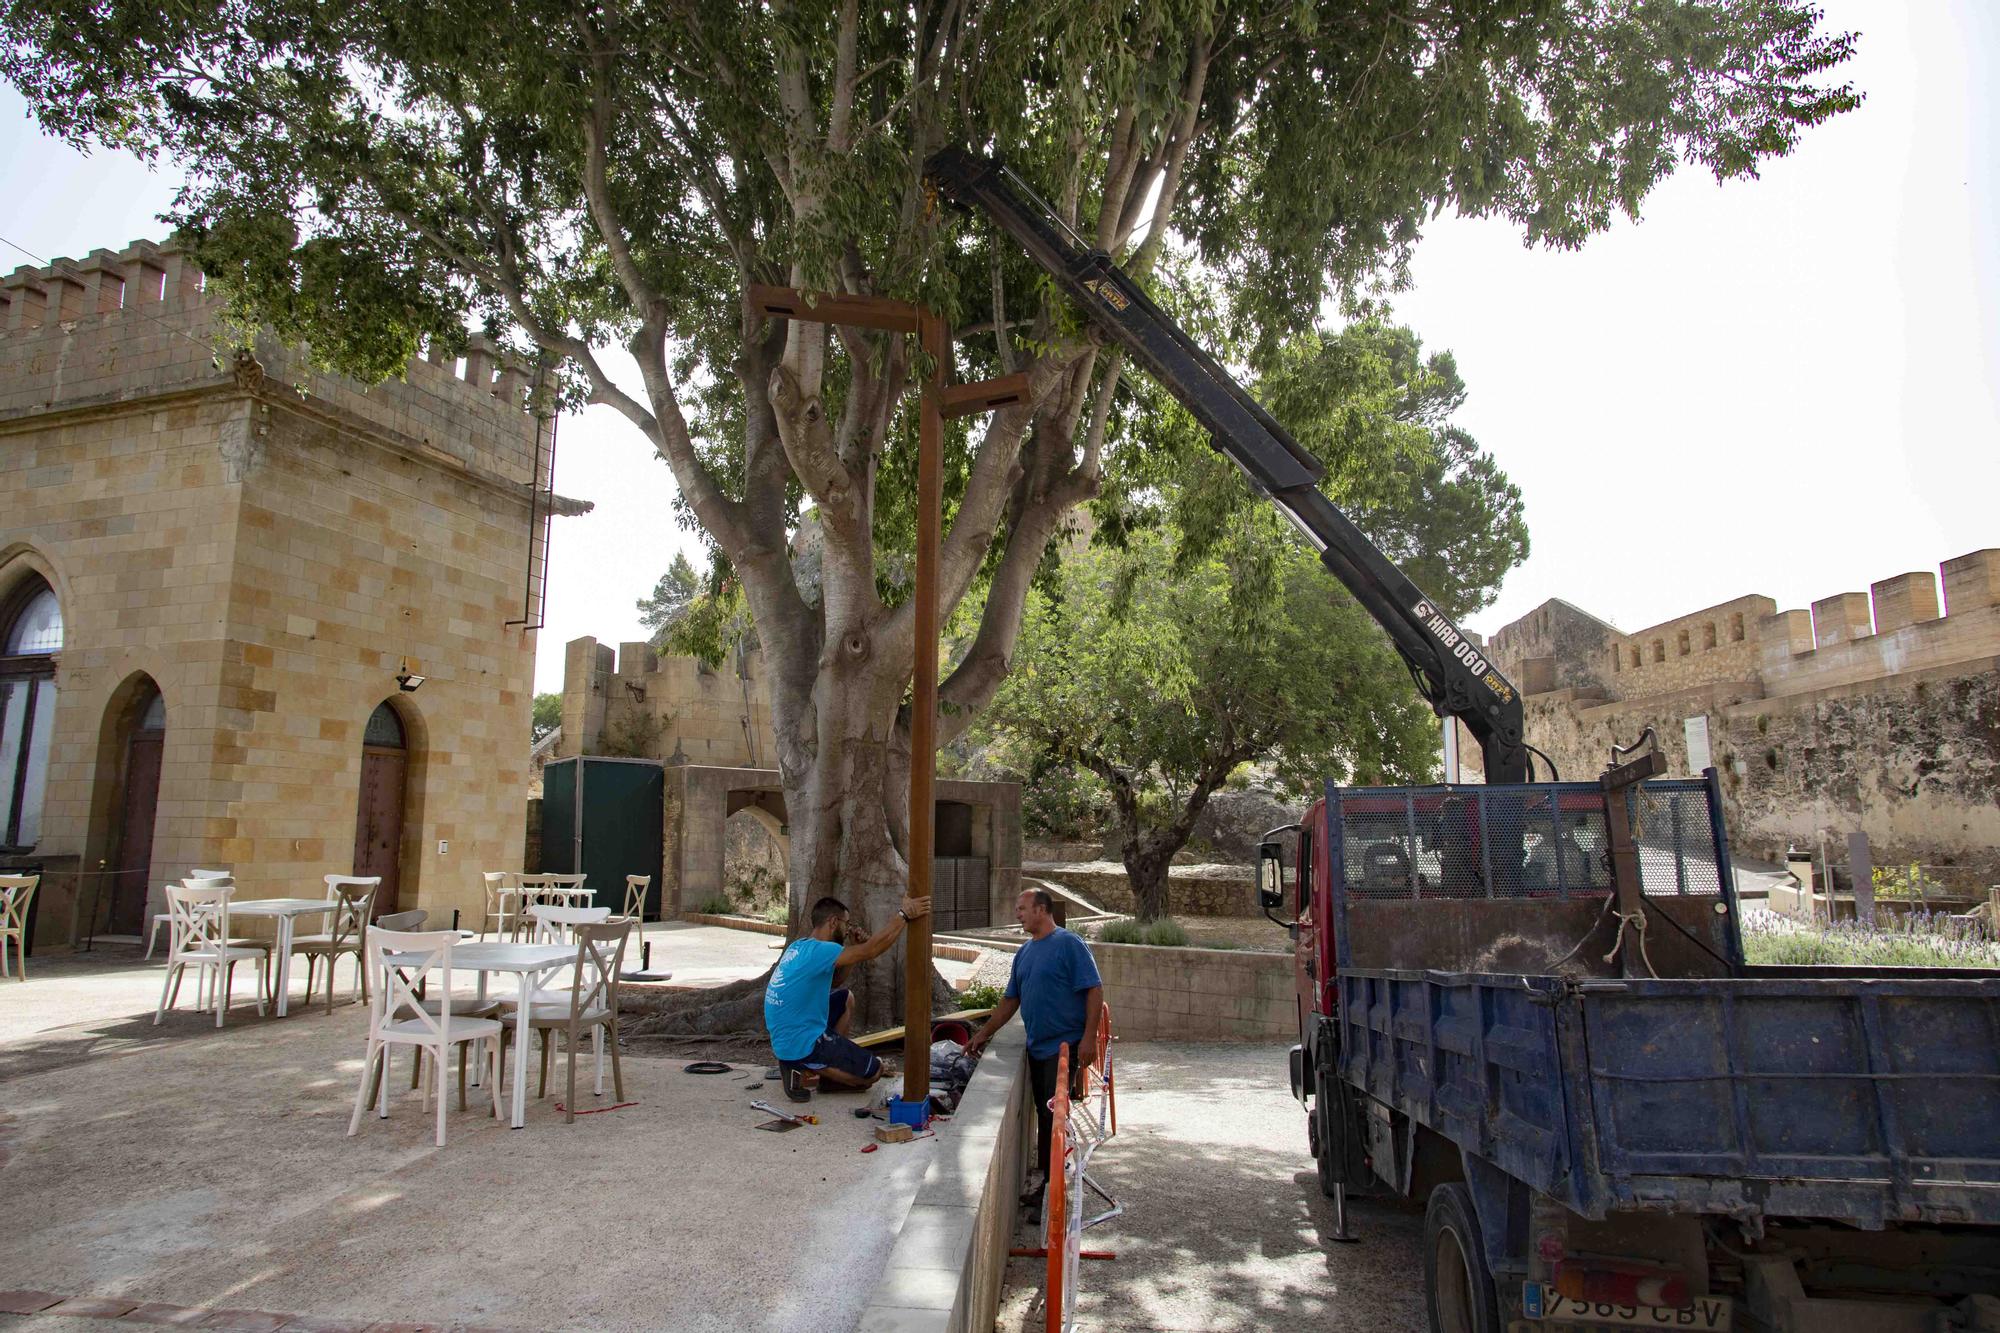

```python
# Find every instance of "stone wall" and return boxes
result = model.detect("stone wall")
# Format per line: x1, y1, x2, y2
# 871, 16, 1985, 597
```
560, 635, 777, 768
1090, 942, 1296, 1042
0, 238, 553, 945
1025, 862, 1259, 917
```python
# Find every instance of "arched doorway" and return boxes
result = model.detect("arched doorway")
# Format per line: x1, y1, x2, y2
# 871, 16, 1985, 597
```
353, 701, 408, 916
106, 682, 165, 936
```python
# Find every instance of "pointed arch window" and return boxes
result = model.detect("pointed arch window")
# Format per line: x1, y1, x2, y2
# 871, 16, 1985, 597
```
1, 574, 62, 849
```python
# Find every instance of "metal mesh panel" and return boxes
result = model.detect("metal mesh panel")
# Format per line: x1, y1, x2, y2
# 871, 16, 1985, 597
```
1332, 780, 1715, 903
1627, 781, 1725, 896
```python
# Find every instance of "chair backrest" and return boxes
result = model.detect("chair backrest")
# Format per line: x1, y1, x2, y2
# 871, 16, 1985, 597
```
323, 874, 381, 905
482, 871, 508, 908
167, 882, 235, 957
324, 879, 378, 947
367, 927, 463, 1038
623, 875, 650, 918
528, 904, 611, 945
376, 909, 427, 931
546, 873, 587, 890
0, 875, 38, 932
566, 919, 633, 1018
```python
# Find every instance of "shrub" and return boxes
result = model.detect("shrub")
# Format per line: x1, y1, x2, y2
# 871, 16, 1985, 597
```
694, 894, 735, 916
957, 981, 1005, 1011
1741, 906, 2000, 968
1097, 918, 1145, 944
1143, 918, 1190, 947
1095, 917, 1190, 947
762, 901, 791, 926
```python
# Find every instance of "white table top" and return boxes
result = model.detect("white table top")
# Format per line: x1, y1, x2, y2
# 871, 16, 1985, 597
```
229, 898, 339, 917
385, 941, 573, 973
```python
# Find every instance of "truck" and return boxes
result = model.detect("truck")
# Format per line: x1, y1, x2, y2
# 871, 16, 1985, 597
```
922, 146, 2000, 1331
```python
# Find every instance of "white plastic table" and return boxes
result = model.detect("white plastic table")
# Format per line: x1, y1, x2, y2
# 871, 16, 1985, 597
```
387, 940, 574, 1128
228, 898, 336, 1017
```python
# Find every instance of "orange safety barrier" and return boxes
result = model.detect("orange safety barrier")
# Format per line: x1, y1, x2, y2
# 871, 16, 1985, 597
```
1042, 1001, 1119, 1333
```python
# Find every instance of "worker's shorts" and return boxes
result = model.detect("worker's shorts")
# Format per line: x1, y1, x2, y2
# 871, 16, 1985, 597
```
781, 987, 881, 1082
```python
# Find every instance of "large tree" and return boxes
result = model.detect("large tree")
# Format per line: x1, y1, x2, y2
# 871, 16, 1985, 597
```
989, 316, 1526, 918
1, 0, 1857, 1024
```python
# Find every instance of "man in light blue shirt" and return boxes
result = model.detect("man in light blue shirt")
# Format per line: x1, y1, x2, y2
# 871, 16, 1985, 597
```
764, 891, 929, 1101
965, 888, 1103, 1222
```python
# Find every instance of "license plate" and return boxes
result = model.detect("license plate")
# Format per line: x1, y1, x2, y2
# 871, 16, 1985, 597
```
1522, 1282, 1732, 1330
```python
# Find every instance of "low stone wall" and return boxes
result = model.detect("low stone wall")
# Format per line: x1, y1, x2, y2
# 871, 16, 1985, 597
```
1026, 862, 1257, 917
858, 1023, 1031, 1332
1092, 941, 1296, 1041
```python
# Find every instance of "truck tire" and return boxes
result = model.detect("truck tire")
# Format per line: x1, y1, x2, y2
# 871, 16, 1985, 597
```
1424, 1183, 1500, 1333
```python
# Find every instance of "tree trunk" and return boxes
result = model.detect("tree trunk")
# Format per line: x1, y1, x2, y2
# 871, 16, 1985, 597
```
1122, 832, 1176, 923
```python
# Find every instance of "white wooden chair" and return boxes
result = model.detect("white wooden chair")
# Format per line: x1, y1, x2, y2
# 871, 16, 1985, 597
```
146, 867, 232, 960
347, 928, 501, 1147
0, 875, 38, 981
501, 918, 632, 1121
493, 905, 612, 1019
292, 875, 380, 1011
479, 871, 510, 938
621, 874, 650, 958
153, 882, 268, 1028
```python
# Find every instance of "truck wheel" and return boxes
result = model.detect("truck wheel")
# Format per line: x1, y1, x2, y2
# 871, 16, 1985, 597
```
1424, 1183, 1500, 1333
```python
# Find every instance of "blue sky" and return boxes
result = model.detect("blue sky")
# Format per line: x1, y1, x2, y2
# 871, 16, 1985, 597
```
3, 0, 1994, 695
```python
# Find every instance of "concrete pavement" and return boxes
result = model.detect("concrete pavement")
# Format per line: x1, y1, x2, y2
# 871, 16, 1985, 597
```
997, 1041, 1426, 1332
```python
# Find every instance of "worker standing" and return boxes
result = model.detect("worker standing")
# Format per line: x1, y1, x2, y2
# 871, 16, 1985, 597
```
965, 887, 1103, 1223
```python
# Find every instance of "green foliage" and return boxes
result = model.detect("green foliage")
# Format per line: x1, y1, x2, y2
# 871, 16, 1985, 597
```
956, 981, 1005, 1011
1742, 909, 2000, 969
762, 901, 790, 926
531, 692, 561, 741
1098, 917, 1191, 947
638, 553, 704, 650
1871, 863, 1954, 901
598, 709, 664, 759
694, 894, 735, 917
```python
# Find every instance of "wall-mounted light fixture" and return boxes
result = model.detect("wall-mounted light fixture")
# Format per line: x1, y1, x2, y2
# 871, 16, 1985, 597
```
396, 657, 426, 692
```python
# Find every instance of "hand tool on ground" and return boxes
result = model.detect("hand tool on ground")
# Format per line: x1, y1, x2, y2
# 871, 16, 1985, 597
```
748, 1096, 816, 1120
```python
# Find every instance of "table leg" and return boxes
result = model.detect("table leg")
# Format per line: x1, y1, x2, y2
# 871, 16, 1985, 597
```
273, 916, 296, 1017
510, 969, 533, 1128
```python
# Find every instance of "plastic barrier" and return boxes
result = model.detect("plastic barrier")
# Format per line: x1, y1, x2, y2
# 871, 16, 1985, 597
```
1043, 1002, 1119, 1332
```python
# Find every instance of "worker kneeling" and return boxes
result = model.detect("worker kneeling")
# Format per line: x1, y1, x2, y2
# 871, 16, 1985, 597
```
765, 893, 931, 1102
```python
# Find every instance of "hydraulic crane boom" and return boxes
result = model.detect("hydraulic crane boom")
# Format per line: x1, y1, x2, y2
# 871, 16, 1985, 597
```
925, 146, 1530, 784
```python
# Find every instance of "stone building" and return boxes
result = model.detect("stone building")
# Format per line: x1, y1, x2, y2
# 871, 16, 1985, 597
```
0, 238, 576, 951
1466, 549, 2000, 883
555, 636, 1022, 924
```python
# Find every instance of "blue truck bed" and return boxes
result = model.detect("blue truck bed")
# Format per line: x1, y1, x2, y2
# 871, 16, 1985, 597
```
1335, 967, 2000, 1229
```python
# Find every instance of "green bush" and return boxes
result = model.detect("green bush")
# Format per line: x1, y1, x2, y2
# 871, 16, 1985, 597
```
957, 981, 1005, 1011
762, 901, 791, 926
1096, 917, 1190, 947
694, 894, 735, 916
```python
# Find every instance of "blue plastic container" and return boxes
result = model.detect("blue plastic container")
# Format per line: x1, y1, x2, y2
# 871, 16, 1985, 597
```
886, 1095, 931, 1130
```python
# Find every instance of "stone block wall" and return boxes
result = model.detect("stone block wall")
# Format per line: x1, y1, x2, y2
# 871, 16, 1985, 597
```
1027, 863, 1258, 917
560, 634, 777, 767
1090, 942, 1296, 1041
1, 238, 548, 944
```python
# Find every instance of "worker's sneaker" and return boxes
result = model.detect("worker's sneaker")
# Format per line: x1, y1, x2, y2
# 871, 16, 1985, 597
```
783, 1066, 819, 1103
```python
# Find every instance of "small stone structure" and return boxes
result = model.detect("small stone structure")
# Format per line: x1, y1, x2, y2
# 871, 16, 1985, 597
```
0, 237, 579, 947
1463, 549, 2000, 883
558, 637, 1023, 922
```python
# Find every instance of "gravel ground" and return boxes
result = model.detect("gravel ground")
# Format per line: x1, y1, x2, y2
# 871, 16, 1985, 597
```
995, 1041, 1425, 1333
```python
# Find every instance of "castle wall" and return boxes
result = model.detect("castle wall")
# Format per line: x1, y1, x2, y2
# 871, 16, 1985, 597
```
559, 635, 778, 768
1481, 549, 2000, 887
1, 239, 547, 945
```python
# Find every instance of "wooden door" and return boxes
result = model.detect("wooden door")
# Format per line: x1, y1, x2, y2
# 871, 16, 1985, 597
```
108, 733, 162, 936
353, 747, 406, 916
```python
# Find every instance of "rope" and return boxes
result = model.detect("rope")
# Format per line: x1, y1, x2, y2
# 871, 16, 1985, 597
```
1602, 910, 1660, 979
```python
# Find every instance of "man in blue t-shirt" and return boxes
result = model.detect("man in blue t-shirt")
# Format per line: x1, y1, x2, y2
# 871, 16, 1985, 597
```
965, 888, 1103, 1222
764, 891, 930, 1102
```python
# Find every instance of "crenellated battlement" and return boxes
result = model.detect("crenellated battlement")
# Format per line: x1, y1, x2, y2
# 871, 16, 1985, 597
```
1489, 548, 2000, 705
0, 237, 545, 485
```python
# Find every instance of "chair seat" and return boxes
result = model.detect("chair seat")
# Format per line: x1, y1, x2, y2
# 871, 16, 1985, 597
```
523, 1005, 612, 1026
381, 1015, 502, 1042
291, 934, 361, 950
494, 987, 573, 1010
177, 945, 267, 964
226, 938, 274, 953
